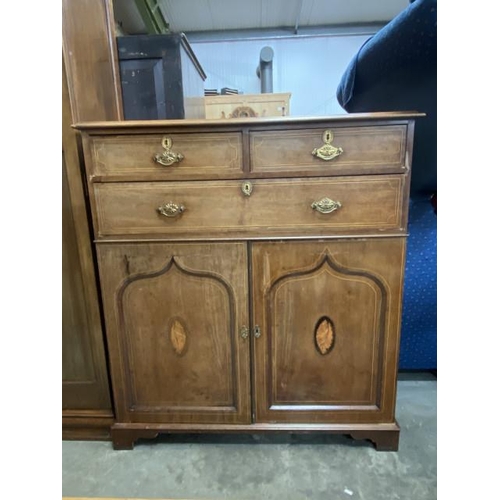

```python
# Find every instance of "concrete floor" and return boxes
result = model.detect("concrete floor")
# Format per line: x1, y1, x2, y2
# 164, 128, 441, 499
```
62, 374, 436, 500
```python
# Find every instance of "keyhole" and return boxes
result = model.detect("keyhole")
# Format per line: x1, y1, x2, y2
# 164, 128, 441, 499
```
241, 181, 253, 196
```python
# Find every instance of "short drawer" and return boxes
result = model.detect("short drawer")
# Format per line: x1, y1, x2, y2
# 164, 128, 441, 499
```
85, 132, 243, 180
93, 175, 407, 239
250, 125, 408, 176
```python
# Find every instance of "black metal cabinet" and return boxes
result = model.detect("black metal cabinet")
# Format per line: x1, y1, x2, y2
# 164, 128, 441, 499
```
117, 34, 206, 120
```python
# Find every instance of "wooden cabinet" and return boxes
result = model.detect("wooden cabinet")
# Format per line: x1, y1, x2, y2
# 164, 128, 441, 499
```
62, 56, 113, 439
62, 0, 124, 439
117, 34, 206, 120
76, 112, 420, 451
205, 93, 291, 119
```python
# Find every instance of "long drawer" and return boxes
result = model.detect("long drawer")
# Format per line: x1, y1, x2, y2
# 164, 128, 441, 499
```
85, 132, 244, 180
250, 124, 408, 176
93, 175, 407, 239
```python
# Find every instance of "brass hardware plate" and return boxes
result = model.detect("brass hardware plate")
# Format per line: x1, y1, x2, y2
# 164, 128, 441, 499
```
153, 136, 185, 166
241, 181, 253, 197
311, 197, 342, 214
253, 326, 261, 338
312, 130, 344, 161
240, 326, 249, 340
157, 202, 185, 218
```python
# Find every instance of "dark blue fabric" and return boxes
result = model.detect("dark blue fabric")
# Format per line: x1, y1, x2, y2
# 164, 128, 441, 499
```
337, 0, 437, 111
399, 197, 437, 370
336, 0, 437, 196
335, 0, 437, 369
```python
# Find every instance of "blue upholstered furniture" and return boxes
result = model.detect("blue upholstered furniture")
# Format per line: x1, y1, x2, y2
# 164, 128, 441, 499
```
336, 0, 437, 369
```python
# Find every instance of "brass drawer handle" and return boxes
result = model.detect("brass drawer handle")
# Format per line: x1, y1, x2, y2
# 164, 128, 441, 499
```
153, 137, 185, 166
158, 202, 185, 218
312, 130, 343, 161
311, 197, 342, 214
240, 326, 249, 340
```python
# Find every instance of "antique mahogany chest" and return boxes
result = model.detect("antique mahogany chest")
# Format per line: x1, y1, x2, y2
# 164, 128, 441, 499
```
76, 112, 420, 450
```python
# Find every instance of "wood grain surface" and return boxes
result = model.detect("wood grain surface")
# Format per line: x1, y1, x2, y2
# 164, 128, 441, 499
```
77, 114, 416, 452
252, 238, 406, 424
62, 0, 123, 122
97, 243, 251, 425
92, 176, 405, 239
62, 58, 111, 415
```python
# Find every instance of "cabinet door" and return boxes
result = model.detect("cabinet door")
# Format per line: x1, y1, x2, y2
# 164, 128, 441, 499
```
98, 243, 251, 424
62, 153, 112, 412
252, 239, 406, 424
62, 56, 112, 422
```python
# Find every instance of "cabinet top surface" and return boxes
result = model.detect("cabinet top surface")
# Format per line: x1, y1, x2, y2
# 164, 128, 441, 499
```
73, 111, 424, 131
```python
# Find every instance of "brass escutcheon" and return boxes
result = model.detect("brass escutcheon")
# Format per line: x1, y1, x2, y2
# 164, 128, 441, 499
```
153, 136, 185, 166
312, 130, 344, 161
241, 181, 253, 197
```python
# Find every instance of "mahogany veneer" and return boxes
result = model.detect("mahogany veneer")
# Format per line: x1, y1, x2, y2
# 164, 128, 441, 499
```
76, 112, 421, 451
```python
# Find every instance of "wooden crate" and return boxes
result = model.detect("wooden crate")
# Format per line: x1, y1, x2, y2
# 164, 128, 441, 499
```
204, 92, 291, 119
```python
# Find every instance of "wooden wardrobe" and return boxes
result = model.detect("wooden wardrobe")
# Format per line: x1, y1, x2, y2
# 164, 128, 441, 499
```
62, 0, 123, 439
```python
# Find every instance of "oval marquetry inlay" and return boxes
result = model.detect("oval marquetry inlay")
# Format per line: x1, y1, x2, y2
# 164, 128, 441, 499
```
170, 319, 187, 356
314, 316, 335, 355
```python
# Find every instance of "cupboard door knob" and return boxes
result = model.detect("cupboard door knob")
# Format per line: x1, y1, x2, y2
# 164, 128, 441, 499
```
157, 202, 185, 218
153, 136, 184, 166
311, 130, 343, 161
240, 326, 249, 340
311, 197, 342, 214
253, 326, 261, 339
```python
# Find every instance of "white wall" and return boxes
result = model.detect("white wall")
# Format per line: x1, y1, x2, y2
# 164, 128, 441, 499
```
191, 34, 370, 116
